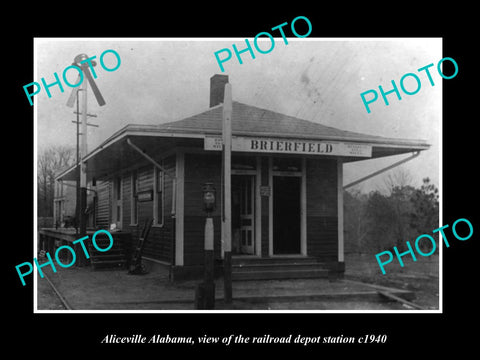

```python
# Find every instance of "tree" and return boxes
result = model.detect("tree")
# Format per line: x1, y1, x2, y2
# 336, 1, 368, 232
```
363, 190, 398, 252
410, 178, 439, 251
344, 169, 439, 255
344, 189, 369, 253
37, 145, 75, 217
383, 168, 413, 195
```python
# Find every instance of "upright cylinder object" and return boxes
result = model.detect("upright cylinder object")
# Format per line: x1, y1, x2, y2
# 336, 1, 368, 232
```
204, 217, 215, 309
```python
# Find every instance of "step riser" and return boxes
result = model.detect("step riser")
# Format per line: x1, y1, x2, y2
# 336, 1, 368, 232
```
89, 243, 125, 249
234, 264, 326, 272
88, 242, 127, 270
231, 257, 330, 280
90, 256, 125, 261
232, 257, 321, 265
232, 270, 329, 281
88, 250, 124, 256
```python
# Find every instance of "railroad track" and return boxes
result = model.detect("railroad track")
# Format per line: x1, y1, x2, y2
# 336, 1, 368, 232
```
43, 272, 73, 310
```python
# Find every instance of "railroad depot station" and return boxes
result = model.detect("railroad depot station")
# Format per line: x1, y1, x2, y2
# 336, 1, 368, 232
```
40, 74, 430, 281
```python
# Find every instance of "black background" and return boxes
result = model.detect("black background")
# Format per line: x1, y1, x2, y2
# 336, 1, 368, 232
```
7, 5, 476, 356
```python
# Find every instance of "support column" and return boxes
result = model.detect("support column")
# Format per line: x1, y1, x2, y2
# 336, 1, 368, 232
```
175, 152, 184, 266
301, 158, 307, 256
268, 157, 273, 257
222, 83, 232, 304
337, 159, 344, 263
255, 157, 262, 257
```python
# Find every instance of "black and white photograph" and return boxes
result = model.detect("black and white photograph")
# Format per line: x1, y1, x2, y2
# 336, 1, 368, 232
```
33, 38, 442, 312
7, 6, 478, 354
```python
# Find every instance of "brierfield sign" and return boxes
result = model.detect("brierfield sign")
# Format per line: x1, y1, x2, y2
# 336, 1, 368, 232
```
204, 135, 372, 158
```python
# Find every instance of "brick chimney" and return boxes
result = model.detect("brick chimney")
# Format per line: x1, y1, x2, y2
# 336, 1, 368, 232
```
210, 74, 229, 107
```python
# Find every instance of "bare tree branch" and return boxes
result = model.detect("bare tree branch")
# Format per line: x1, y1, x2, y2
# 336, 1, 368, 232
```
37, 145, 75, 217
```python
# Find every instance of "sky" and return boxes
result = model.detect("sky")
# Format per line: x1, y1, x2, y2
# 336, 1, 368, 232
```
34, 38, 442, 193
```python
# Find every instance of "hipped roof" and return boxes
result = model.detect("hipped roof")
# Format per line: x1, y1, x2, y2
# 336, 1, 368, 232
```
56, 101, 429, 181
120, 101, 428, 145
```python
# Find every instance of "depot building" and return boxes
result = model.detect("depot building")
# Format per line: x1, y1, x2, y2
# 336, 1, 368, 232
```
54, 74, 429, 280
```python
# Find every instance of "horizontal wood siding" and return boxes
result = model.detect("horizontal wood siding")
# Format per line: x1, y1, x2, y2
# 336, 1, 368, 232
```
183, 153, 222, 266
147, 155, 175, 262
137, 167, 154, 222
96, 180, 110, 229
184, 215, 222, 265
122, 175, 131, 227
126, 155, 175, 263
307, 216, 338, 260
306, 158, 338, 261
94, 155, 176, 263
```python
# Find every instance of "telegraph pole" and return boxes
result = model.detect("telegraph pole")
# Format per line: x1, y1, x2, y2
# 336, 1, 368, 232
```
66, 53, 106, 264
79, 72, 88, 245
75, 88, 80, 235
223, 83, 233, 304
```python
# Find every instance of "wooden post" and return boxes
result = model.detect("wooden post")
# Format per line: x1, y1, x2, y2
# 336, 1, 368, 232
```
75, 89, 80, 236
78, 75, 88, 266
80, 76, 88, 189
223, 83, 233, 304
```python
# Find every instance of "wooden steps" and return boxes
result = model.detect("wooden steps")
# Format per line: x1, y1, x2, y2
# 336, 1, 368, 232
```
232, 256, 330, 281
88, 235, 128, 270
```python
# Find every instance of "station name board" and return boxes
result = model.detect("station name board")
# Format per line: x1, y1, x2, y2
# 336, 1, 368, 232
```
204, 136, 372, 158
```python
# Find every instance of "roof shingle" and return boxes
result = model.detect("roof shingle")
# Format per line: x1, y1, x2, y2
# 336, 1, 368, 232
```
150, 101, 428, 146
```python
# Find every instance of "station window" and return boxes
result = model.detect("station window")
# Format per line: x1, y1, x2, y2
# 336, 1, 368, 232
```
115, 177, 122, 223
131, 171, 138, 225
55, 200, 63, 226
55, 181, 63, 198
154, 166, 164, 226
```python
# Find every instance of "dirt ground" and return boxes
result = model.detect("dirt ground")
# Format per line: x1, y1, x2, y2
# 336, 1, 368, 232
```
37, 278, 67, 310
36, 253, 439, 311
344, 253, 440, 310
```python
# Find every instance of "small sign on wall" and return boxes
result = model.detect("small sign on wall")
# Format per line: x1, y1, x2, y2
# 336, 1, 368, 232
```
137, 190, 153, 202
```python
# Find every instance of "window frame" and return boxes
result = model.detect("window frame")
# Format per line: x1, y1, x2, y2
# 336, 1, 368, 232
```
153, 165, 164, 227
130, 171, 139, 226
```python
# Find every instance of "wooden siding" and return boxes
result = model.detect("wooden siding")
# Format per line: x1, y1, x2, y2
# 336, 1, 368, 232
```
122, 175, 131, 226
306, 158, 338, 261
94, 155, 176, 263
95, 180, 110, 229
95, 149, 341, 265
125, 155, 176, 263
